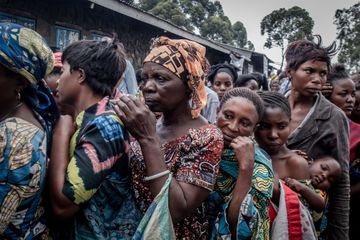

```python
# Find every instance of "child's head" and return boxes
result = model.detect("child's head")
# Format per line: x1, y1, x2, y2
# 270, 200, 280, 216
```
309, 156, 341, 190
58, 38, 126, 105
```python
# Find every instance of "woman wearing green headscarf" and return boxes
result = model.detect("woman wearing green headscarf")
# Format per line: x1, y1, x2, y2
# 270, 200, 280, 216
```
0, 23, 59, 239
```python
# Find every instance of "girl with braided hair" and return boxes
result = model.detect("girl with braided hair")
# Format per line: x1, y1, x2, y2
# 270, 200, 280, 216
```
255, 91, 340, 239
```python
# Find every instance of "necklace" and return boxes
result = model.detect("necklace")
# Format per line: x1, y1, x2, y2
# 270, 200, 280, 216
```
0, 102, 23, 122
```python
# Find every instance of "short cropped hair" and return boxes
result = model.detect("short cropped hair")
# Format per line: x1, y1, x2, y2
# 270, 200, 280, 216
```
62, 38, 126, 96
285, 35, 338, 73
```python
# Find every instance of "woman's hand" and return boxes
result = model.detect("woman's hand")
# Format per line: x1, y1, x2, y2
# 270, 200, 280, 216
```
321, 81, 333, 98
54, 115, 76, 137
112, 95, 157, 142
230, 136, 255, 172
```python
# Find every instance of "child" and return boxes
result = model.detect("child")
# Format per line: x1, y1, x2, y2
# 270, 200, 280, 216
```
285, 156, 342, 239
285, 155, 341, 211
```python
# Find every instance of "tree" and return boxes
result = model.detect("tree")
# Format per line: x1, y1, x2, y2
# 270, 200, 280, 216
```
150, 0, 193, 31
334, 3, 360, 73
232, 21, 247, 48
200, 15, 234, 44
138, 0, 251, 50
260, 6, 314, 69
138, 0, 161, 11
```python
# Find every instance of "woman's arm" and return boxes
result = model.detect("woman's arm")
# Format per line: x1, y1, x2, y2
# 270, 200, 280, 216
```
49, 115, 79, 219
114, 96, 223, 223
226, 137, 255, 236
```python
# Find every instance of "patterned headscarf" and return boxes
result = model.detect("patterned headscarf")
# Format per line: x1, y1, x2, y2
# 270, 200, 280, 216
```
144, 36, 209, 118
0, 23, 59, 138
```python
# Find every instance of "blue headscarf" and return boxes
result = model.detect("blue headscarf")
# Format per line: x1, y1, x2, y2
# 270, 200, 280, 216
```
0, 23, 59, 147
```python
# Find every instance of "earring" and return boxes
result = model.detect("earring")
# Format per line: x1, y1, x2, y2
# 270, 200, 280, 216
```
16, 91, 21, 101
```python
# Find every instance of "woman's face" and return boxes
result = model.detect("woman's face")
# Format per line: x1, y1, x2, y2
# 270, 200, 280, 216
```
290, 60, 328, 97
141, 62, 188, 113
243, 79, 259, 91
56, 61, 81, 106
330, 78, 355, 117
255, 107, 291, 155
0, 65, 24, 117
211, 72, 233, 100
352, 90, 360, 118
217, 97, 258, 147
270, 81, 280, 92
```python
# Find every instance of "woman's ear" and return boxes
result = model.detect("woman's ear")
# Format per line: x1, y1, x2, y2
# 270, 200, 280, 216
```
286, 69, 293, 81
15, 75, 29, 92
77, 68, 86, 84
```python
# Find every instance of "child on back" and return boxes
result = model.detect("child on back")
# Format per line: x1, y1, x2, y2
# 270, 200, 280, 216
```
285, 155, 342, 212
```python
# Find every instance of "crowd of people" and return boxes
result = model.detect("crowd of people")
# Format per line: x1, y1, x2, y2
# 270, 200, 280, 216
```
0, 22, 359, 240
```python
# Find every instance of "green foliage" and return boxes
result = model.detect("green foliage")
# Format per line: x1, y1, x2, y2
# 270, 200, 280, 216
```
246, 40, 255, 51
260, 6, 314, 69
232, 21, 247, 48
138, 0, 250, 49
335, 3, 360, 73
150, 0, 193, 31
138, 0, 161, 11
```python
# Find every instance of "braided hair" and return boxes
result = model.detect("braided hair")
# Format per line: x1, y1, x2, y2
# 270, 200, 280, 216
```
220, 87, 264, 122
257, 91, 291, 119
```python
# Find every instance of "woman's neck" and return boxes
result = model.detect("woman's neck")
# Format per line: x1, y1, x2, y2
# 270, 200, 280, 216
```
72, 91, 103, 119
269, 145, 291, 160
288, 90, 315, 108
161, 102, 193, 127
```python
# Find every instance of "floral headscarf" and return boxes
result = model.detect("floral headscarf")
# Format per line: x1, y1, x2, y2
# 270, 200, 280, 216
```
144, 36, 209, 118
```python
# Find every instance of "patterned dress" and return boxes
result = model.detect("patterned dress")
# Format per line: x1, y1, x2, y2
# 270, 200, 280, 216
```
62, 97, 141, 239
130, 124, 224, 239
0, 117, 48, 239
210, 147, 274, 240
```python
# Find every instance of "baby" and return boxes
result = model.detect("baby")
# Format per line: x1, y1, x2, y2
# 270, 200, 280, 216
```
285, 155, 341, 212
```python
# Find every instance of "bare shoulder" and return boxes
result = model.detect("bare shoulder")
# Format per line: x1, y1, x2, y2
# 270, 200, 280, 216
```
287, 151, 310, 179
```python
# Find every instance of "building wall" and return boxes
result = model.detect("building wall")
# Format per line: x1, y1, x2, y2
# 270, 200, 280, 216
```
0, 0, 229, 70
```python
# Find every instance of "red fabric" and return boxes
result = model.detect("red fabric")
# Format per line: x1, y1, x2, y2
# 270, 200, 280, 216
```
53, 52, 62, 68
268, 204, 277, 228
283, 183, 302, 240
350, 121, 360, 162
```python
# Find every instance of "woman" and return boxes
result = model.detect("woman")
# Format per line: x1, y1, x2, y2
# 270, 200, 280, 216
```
326, 64, 360, 240
208, 63, 238, 101
0, 23, 59, 239
285, 36, 350, 240
255, 91, 332, 239
114, 37, 224, 239
235, 73, 261, 90
350, 78, 360, 124
210, 88, 274, 239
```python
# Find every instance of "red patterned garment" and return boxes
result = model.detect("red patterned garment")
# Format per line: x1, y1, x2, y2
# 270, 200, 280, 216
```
130, 124, 223, 239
